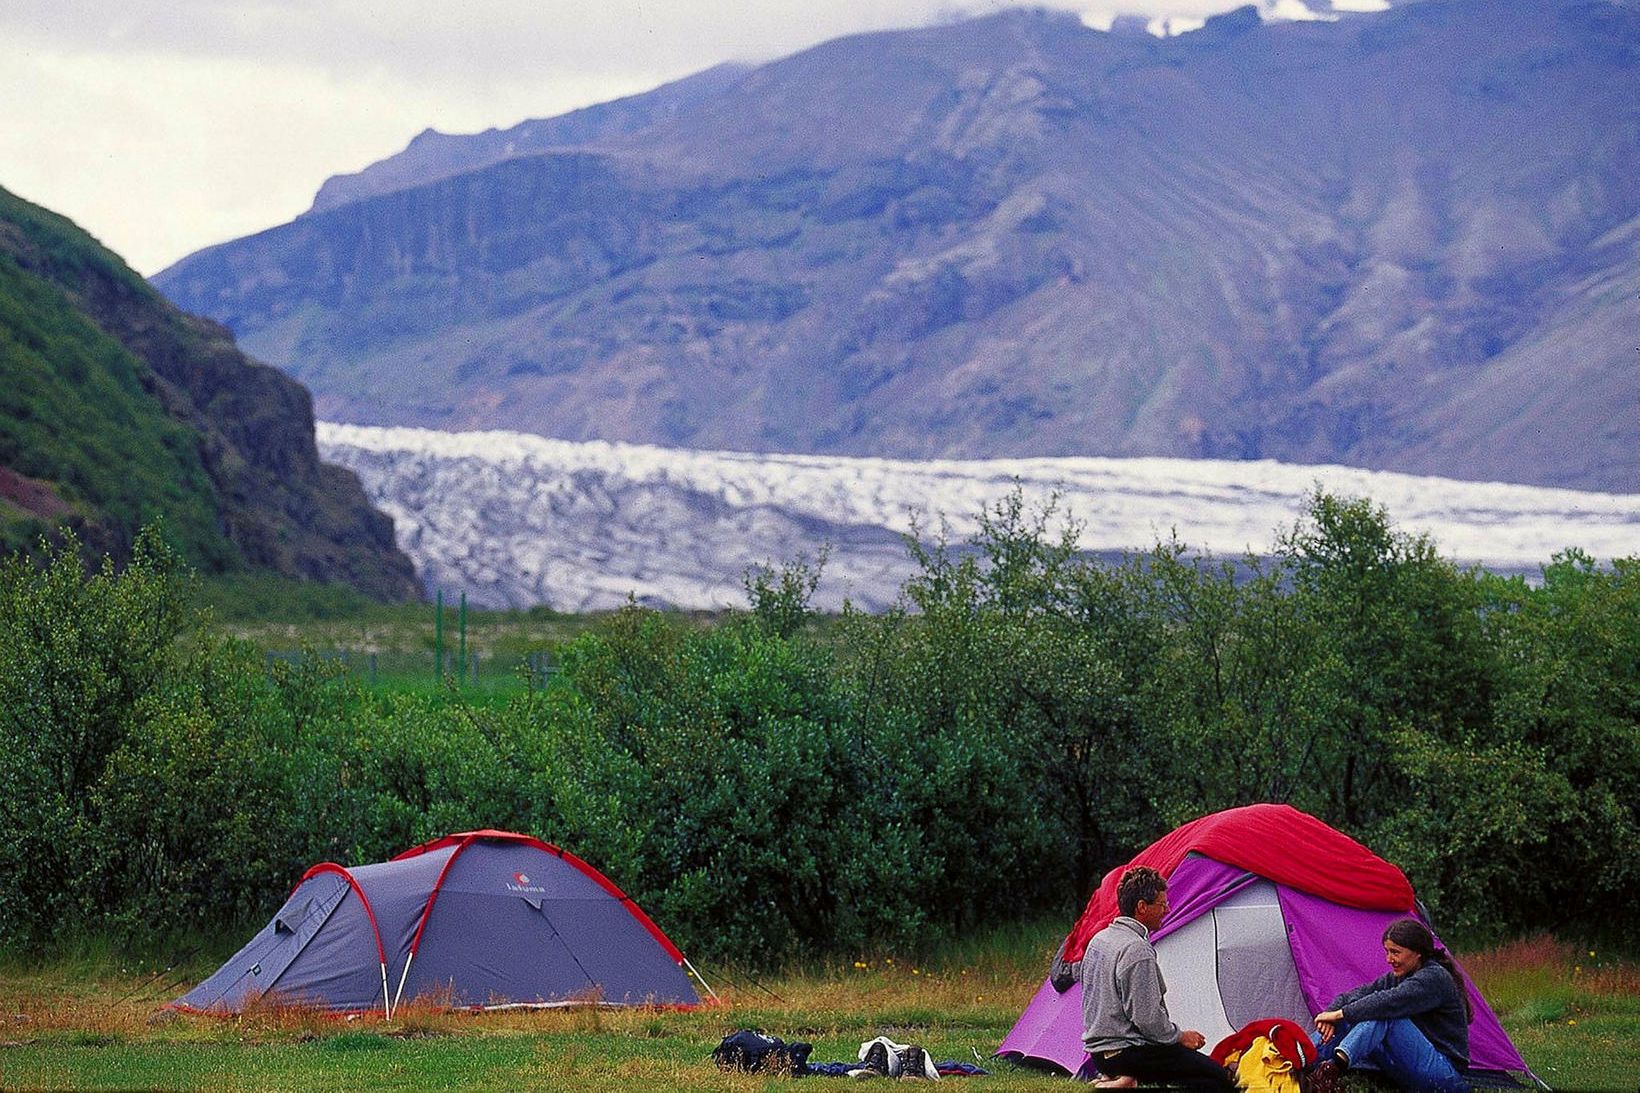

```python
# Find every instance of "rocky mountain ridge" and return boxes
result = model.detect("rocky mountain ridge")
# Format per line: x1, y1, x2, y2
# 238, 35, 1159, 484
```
307, 63, 751, 215
157, 0, 1640, 493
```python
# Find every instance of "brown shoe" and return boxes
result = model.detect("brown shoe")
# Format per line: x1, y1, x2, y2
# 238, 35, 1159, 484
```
1305, 1058, 1345, 1093
1093, 1077, 1138, 1089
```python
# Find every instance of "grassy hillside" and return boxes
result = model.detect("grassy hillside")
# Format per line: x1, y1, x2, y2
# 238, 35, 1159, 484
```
0, 185, 421, 599
0, 196, 229, 564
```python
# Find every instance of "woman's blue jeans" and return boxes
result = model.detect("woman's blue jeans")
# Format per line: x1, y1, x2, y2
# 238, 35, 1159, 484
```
1313, 1019, 1466, 1092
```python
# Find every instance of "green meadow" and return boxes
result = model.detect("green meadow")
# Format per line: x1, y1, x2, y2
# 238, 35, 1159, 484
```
2, 931, 1636, 1091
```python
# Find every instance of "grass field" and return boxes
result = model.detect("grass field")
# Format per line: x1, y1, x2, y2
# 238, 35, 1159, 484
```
2, 930, 1634, 1091
194, 574, 599, 657
189, 573, 734, 701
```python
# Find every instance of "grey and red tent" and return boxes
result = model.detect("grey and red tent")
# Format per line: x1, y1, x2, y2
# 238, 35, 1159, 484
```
998, 804, 1538, 1085
172, 830, 706, 1015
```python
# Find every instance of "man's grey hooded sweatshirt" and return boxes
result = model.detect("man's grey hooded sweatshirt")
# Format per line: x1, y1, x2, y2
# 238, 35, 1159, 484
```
1079, 916, 1181, 1054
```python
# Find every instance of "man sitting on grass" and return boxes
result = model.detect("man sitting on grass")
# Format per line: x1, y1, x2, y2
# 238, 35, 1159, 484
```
1078, 866, 1235, 1091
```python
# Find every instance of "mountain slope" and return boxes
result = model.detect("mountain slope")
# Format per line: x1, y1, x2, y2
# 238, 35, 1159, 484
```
156, 0, 1640, 492
0, 185, 421, 599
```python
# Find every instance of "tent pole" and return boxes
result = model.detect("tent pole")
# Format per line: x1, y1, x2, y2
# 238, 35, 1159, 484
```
391, 951, 416, 1014
682, 957, 719, 1002
380, 962, 391, 1021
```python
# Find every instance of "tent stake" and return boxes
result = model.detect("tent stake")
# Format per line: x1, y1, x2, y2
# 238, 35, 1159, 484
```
683, 957, 719, 1002
391, 952, 416, 1014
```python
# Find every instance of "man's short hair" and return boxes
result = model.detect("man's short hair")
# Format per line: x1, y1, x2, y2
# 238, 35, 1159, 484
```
1116, 866, 1167, 918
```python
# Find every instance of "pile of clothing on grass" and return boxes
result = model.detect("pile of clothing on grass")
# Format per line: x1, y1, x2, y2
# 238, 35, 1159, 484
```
710, 1018, 1319, 1086
712, 1030, 990, 1079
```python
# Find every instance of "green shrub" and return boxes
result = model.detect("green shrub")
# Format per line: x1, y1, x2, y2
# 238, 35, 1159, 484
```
1, 495, 1635, 958
0, 528, 189, 940
536, 609, 881, 959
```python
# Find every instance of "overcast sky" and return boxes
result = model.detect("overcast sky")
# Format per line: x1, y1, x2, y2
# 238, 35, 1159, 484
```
0, 0, 1386, 275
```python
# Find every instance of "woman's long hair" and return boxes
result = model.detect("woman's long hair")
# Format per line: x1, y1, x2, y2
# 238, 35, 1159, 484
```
1383, 918, 1473, 1022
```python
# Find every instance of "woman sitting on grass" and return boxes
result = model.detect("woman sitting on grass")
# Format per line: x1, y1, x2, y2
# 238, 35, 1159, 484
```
1308, 918, 1471, 1093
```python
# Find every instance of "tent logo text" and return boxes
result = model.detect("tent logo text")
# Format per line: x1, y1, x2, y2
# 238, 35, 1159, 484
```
507, 871, 545, 893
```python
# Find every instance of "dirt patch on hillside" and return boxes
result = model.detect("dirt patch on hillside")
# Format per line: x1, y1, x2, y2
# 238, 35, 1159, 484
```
0, 466, 75, 520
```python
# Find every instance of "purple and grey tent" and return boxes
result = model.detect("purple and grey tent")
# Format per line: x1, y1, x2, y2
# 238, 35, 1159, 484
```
171, 830, 709, 1015
998, 805, 1540, 1086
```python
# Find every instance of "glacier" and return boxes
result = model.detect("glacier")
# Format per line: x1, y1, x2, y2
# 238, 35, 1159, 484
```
317, 423, 1640, 612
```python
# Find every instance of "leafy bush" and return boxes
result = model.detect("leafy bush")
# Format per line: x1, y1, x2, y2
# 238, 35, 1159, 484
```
536, 608, 908, 960
1, 494, 1636, 958
0, 528, 189, 939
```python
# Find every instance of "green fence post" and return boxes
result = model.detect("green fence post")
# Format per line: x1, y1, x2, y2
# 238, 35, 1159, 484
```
435, 589, 444, 681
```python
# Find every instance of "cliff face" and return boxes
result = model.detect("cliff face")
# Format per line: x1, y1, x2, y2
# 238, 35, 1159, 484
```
0, 185, 422, 600
157, 1, 1640, 492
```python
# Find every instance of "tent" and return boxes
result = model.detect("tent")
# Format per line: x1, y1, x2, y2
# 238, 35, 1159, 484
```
172, 829, 705, 1015
997, 805, 1537, 1085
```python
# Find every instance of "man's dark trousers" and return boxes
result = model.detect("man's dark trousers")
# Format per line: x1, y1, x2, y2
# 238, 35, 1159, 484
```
1091, 1043, 1236, 1090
